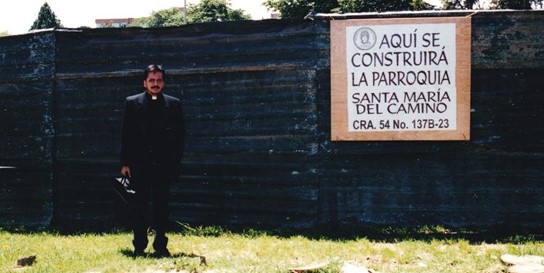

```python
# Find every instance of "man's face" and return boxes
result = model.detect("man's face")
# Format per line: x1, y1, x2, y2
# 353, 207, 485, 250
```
144, 71, 165, 96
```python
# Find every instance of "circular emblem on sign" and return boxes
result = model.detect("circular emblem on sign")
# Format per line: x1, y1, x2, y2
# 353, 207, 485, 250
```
353, 27, 377, 50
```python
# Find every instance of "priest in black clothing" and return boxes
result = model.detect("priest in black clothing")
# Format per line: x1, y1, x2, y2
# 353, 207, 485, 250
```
120, 64, 184, 257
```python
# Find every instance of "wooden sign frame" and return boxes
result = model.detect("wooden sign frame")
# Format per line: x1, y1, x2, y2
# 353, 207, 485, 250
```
331, 17, 471, 141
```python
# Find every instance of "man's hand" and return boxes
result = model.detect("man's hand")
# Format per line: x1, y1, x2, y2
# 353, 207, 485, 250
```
121, 166, 131, 177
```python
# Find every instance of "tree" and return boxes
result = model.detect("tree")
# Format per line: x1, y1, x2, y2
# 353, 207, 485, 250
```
338, 0, 412, 12
264, 0, 313, 19
442, 0, 542, 9
187, 0, 250, 23
441, 0, 482, 9
411, 0, 436, 10
130, 0, 250, 28
264, 0, 435, 19
489, 0, 541, 8
131, 8, 185, 27
338, 0, 435, 12
315, 0, 340, 13
263, 0, 344, 18
30, 2, 62, 31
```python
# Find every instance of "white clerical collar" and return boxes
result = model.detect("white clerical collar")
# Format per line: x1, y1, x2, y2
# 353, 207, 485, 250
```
151, 95, 158, 100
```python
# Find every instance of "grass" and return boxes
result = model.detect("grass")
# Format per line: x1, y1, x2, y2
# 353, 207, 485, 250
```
1, 225, 543, 273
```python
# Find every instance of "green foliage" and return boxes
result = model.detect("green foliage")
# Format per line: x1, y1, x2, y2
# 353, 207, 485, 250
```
131, 8, 185, 28
442, 0, 542, 9
489, 0, 540, 8
339, 0, 435, 12
265, 0, 435, 18
315, 0, 341, 12
441, 0, 479, 9
130, 0, 250, 28
187, 0, 250, 23
267, 0, 540, 18
264, 0, 314, 19
338, 0, 411, 12
0, 30, 9, 37
412, 0, 437, 10
29, 2, 62, 31
261, 0, 345, 19
176, 222, 231, 237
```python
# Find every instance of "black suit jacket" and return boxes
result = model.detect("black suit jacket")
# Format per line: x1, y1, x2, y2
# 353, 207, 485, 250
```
120, 91, 184, 169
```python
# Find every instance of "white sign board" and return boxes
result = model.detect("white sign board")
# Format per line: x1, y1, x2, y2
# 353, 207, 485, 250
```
331, 17, 471, 141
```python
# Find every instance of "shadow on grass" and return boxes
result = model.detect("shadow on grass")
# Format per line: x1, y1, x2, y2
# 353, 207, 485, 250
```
292, 224, 544, 244
3, 221, 543, 245
119, 248, 207, 265
166, 223, 544, 245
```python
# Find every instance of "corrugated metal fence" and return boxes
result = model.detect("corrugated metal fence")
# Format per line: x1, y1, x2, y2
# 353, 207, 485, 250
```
0, 11, 542, 231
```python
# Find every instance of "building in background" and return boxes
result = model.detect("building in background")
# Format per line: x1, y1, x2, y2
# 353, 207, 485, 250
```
95, 18, 134, 28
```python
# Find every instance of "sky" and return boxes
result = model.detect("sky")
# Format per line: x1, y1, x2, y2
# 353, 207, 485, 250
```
1, 0, 271, 35
2, 0, 449, 35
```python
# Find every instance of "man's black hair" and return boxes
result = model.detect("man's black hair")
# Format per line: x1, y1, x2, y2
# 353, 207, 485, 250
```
144, 64, 165, 80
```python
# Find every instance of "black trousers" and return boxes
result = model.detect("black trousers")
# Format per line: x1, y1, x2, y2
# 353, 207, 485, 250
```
129, 163, 173, 251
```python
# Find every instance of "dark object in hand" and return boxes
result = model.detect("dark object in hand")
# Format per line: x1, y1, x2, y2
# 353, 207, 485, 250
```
113, 176, 136, 203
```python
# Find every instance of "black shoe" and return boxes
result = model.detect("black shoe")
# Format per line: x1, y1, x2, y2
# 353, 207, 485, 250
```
154, 248, 171, 258
132, 238, 148, 254
152, 235, 169, 257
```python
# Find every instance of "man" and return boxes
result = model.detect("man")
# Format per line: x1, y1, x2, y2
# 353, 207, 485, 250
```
120, 64, 184, 257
